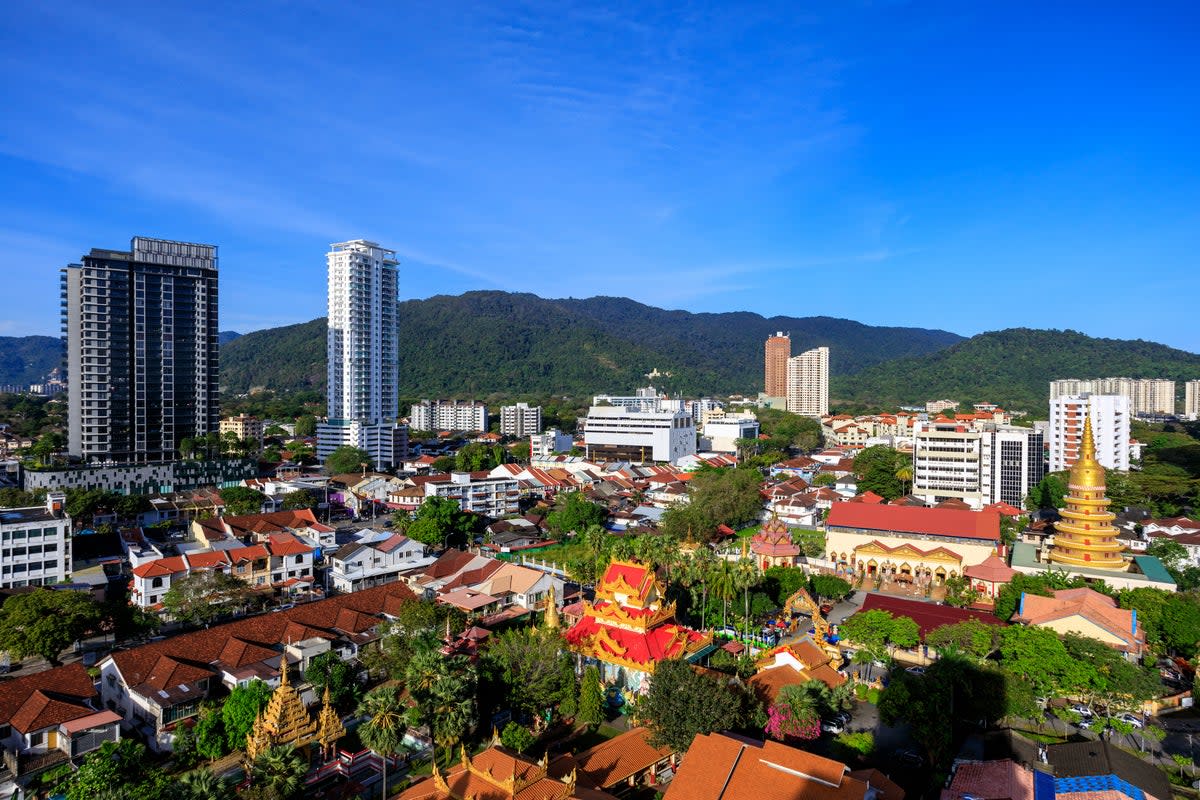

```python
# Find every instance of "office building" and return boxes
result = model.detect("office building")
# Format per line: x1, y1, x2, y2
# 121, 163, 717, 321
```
409, 400, 489, 433
912, 419, 1045, 509
219, 413, 264, 448
1050, 378, 1175, 416
62, 237, 220, 463
591, 386, 662, 412
785, 346, 829, 417
764, 332, 790, 398
500, 403, 542, 437
1049, 394, 1129, 473
0, 492, 70, 588
583, 406, 696, 463
1184, 380, 1200, 420
701, 415, 761, 454
317, 240, 407, 469
530, 428, 574, 459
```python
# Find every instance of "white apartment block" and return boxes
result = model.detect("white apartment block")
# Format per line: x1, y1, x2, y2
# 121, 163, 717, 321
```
1050, 378, 1175, 416
912, 421, 1045, 509
1049, 394, 1130, 473
530, 428, 574, 459
500, 403, 542, 437
926, 399, 959, 414
409, 400, 489, 432
0, 492, 71, 589
583, 406, 696, 464
700, 415, 760, 454
1185, 380, 1200, 420
328, 530, 434, 593
592, 386, 662, 412
786, 346, 829, 417
425, 472, 520, 517
320, 240, 404, 469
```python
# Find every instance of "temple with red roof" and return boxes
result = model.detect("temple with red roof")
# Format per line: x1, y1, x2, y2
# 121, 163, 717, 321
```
564, 560, 712, 693
748, 517, 801, 569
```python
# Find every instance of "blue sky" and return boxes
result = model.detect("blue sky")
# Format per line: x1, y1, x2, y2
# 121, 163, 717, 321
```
1, 2, 1197, 350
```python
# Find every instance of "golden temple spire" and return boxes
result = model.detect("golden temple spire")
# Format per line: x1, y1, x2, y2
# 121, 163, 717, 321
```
543, 585, 561, 630
1070, 414, 1106, 490
1049, 408, 1125, 571
279, 656, 290, 686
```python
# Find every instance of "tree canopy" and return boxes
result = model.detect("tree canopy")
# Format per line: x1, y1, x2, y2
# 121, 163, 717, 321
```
324, 445, 373, 476
640, 658, 753, 752
0, 588, 101, 665
545, 491, 607, 536
219, 486, 267, 516
162, 570, 257, 625
406, 496, 478, 548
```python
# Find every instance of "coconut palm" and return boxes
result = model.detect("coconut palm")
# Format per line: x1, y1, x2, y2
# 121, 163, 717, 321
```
179, 768, 235, 800
357, 685, 408, 800
712, 559, 738, 631
250, 744, 308, 800
734, 558, 760, 636
895, 462, 914, 496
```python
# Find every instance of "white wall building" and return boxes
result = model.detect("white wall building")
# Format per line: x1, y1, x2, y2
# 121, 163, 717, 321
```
1049, 394, 1130, 473
530, 428, 574, 459
786, 346, 829, 417
1184, 380, 1200, 420
500, 403, 542, 437
328, 530, 434, 593
583, 406, 696, 464
319, 240, 406, 468
424, 472, 520, 517
409, 400, 489, 432
592, 386, 662, 412
1050, 378, 1176, 416
700, 415, 761, 454
912, 421, 1045, 509
0, 492, 71, 589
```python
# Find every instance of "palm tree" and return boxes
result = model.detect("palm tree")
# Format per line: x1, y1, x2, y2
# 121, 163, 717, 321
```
357, 686, 408, 800
250, 744, 308, 800
735, 558, 760, 636
689, 548, 716, 628
180, 768, 234, 800
895, 461, 914, 496
712, 559, 738, 632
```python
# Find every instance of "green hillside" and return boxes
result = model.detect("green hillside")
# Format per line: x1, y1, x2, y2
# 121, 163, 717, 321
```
0, 336, 60, 386
835, 328, 1200, 413
218, 291, 963, 396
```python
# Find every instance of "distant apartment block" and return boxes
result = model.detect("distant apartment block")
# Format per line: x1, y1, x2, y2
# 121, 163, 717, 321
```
500, 403, 542, 437
220, 414, 264, 448
701, 415, 760, 454
409, 400, 488, 433
786, 346, 829, 417
925, 399, 959, 414
1185, 380, 1200, 420
1049, 394, 1130, 473
1050, 378, 1175, 416
0, 492, 70, 589
21, 458, 258, 495
592, 386, 662, 412
583, 406, 696, 463
421, 471, 520, 517
764, 332, 790, 398
531, 428, 574, 459
912, 419, 1045, 509
62, 237, 220, 463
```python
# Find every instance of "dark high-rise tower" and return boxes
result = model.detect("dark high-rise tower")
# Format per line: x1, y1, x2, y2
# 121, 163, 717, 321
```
61, 237, 220, 463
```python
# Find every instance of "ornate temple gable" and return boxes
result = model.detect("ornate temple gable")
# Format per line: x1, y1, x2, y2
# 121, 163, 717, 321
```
593, 560, 662, 610
853, 539, 963, 563
585, 598, 677, 632
245, 659, 342, 762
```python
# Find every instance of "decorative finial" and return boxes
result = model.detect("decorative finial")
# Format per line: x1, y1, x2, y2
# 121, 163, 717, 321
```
1081, 414, 1096, 461
279, 657, 289, 686
544, 585, 561, 630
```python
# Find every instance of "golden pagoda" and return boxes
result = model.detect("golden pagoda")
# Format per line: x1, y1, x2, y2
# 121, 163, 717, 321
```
1047, 416, 1126, 571
245, 658, 334, 762
315, 684, 346, 761
542, 584, 561, 630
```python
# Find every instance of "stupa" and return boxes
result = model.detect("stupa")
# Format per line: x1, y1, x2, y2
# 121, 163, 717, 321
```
245, 658, 343, 762
1047, 416, 1126, 571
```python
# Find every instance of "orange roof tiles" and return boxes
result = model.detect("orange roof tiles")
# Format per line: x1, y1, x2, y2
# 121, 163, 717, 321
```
827, 503, 1001, 542
574, 727, 672, 788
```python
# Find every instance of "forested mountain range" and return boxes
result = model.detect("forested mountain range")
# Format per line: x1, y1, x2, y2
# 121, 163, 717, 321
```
4, 294, 1198, 414
218, 291, 962, 397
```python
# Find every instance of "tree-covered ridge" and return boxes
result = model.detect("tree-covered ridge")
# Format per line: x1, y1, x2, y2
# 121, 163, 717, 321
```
835, 327, 1200, 413
0, 335, 60, 386
218, 290, 962, 395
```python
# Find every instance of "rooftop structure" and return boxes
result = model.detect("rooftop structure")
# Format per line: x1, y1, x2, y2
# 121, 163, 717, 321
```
1047, 417, 1125, 571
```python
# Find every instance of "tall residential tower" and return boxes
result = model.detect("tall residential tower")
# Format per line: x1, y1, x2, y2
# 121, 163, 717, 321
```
785, 346, 829, 417
317, 240, 407, 468
61, 237, 219, 463
764, 332, 790, 399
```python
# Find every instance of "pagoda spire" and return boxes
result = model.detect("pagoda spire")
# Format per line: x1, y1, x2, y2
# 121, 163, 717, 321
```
315, 684, 345, 760
1048, 412, 1125, 571
543, 585, 560, 630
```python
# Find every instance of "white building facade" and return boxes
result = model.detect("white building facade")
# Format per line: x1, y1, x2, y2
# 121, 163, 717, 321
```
786, 346, 829, 417
700, 415, 761, 454
912, 421, 1045, 509
500, 403, 542, 437
530, 428, 574, 459
1184, 380, 1200, 420
409, 400, 489, 432
0, 492, 71, 589
1050, 378, 1176, 416
583, 406, 696, 464
318, 240, 406, 468
1049, 394, 1130, 473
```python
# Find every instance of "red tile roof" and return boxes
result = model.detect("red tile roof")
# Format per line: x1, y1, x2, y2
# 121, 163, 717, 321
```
574, 727, 672, 788
858, 594, 1005, 640
0, 664, 98, 734
827, 503, 1000, 541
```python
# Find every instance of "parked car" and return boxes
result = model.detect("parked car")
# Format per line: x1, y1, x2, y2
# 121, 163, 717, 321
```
835, 711, 852, 725
905, 666, 926, 675
821, 720, 844, 734
893, 748, 923, 767
1115, 712, 1144, 729
1077, 719, 1092, 730
1069, 704, 1093, 718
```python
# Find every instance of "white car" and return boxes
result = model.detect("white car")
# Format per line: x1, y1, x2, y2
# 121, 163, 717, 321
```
821, 720, 844, 734
1115, 713, 1144, 729
1069, 704, 1093, 718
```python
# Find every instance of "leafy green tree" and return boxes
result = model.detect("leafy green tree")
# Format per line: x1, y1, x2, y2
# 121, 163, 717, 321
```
811, 473, 836, 487
500, 721, 536, 753
179, 436, 197, 460
545, 491, 607, 535
925, 619, 1000, 661
641, 659, 750, 752
249, 744, 308, 800
997, 626, 1086, 698
510, 440, 531, 462
162, 570, 256, 626
280, 488, 320, 510
942, 575, 981, 608
838, 609, 917, 661
324, 445, 373, 476
194, 704, 228, 761
763, 565, 807, 606
293, 414, 317, 437
219, 486, 267, 516
172, 721, 201, 769
853, 445, 907, 500
222, 679, 273, 751
687, 467, 764, 530
0, 588, 102, 665
406, 496, 478, 548
484, 628, 576, 717
357, 685, 407, 799
66, 740, 172, 800
179, 768, 235, 800
454, 442, 504, 472
304, 650, 362, 711
405, 649, 477, 763
807, 574, 852, 604
1025, 473, 1067, 511
577, 665, 605, 728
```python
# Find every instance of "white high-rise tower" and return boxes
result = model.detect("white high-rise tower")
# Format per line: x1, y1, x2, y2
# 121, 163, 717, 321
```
786, 346, 829, 417
317, 240, 407, 469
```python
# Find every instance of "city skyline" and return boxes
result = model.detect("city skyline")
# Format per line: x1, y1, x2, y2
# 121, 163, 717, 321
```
2, 3, 1198, 351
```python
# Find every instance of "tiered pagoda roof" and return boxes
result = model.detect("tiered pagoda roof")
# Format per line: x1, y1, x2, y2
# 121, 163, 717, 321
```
1048, 416, 1126, 571
749, 517, 801, 558
245, 659, 341, 762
